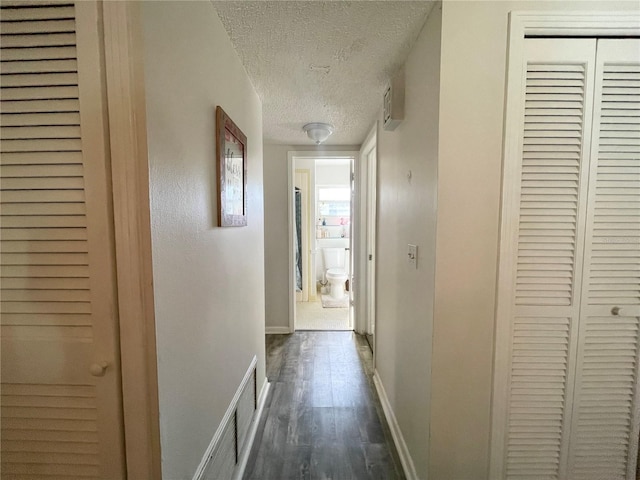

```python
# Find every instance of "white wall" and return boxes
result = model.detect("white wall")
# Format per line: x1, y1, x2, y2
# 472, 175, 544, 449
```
430, 2, 640, 479
263, 145, 358, 330
375, 5, 441, 479
141, 2, 265, 478
315, 163, 350, 186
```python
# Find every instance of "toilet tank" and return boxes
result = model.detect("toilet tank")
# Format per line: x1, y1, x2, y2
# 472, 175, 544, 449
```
322, 248, 345, 270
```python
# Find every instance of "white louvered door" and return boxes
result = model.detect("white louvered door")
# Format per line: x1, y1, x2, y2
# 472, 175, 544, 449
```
567, 39, 640, 480
501, 39, 597, 480
0, 2, 126, 479
493, 37, 640, 480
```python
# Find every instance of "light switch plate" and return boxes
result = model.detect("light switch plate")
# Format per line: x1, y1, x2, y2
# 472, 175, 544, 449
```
408, 244, 418, 268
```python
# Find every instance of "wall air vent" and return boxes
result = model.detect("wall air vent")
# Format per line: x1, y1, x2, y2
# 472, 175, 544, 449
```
197, 360, 258, 480
383, 67, 405, 131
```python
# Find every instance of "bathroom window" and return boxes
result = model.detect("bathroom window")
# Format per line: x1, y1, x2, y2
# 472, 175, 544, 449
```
316, 187, 351, 238
318, 187, 350, 202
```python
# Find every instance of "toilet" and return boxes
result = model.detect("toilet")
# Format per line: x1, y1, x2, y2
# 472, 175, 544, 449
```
322, 248, 348, 299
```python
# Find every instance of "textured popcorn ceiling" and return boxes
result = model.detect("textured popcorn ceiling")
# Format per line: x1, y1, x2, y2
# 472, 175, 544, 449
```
213, 1, 434, 145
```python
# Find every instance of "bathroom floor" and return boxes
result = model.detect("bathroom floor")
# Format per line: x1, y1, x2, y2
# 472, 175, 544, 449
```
243, 332, 405, 479
296, 298, 350, 330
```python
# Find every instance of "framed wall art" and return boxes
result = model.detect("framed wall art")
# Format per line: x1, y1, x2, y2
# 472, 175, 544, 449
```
216, 106, 247, 227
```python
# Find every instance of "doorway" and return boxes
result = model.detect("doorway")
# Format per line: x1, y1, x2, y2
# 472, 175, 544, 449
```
288, 152, 357, 331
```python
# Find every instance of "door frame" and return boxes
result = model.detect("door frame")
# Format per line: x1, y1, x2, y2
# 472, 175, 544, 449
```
294, 169, 311, 302
101, 2, 162, 479
358, 125, 378, 342
490, 11, 640, 479
287, 151, 358, 333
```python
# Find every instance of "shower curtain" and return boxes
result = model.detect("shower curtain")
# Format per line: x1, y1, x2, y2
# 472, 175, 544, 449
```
295, 188, 302, 292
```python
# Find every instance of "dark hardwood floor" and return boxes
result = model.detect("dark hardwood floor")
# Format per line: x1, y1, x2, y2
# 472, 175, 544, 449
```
243, 332, 406, 480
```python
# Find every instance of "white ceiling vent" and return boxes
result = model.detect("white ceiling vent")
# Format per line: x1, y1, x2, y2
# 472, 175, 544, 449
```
383, 68, 405, 131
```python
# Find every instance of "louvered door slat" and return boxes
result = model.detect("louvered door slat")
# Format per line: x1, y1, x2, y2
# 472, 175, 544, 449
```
1, 265, 89, 278
1, 112, 81, 126
0, 240, 87, 253
1, 2, 125, 478
2, 138, 82, 152
0, 45, 77, 61
0, 5, 74, 21
1, 125, 82, 139
1, 176, 85, 189
0, 19, 75, 34
1, 251, 88, 264
1, 288, 90, 301
1, 99, 80, 114
1, 58, 77, 74
2, 160, 83, 176
0, 72, 79, 87
0, 33, 76, 48
0, 151, 83, 165
2, 85, 79, 101
568, 39, 640, 480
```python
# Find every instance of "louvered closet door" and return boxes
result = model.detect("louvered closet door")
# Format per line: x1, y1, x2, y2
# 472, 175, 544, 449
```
0, 2, 126, 479
499, 39, 597, 480
567, 39, 640, 480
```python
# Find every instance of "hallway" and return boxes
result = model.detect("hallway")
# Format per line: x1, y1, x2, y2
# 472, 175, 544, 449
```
244, 332, 405, 479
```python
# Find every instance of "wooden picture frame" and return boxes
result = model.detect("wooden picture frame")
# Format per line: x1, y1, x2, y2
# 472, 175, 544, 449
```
216, 106, 247, 226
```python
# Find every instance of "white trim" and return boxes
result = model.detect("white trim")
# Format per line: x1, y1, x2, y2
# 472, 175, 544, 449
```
510, 10, 640, 38
287, 153, 295, 334
233, 379, 271, 480
489, 11, 640, 480
287, 150, 359, 333
192, 356, 258, 480
265, 326, 291, 335
373, 370, 418, 480
490, 12, 529, 478
100, 2, 162, 478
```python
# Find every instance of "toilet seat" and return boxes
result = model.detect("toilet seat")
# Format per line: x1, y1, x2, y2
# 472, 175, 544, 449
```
326, 268, 346, 278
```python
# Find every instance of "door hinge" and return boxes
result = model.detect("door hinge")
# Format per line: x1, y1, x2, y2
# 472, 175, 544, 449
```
369, 254, 373, 261
351, 172, 355, 182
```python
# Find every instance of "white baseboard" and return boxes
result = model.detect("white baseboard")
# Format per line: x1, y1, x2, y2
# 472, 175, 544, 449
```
373, 370, 418, 480
233, 379, 270, 480
265, 326, 291, 334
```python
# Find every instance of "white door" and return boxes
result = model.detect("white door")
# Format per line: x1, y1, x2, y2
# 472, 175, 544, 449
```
358, 129, 377, 337
492, 37, 640, 479
365, 145, 377, 336
1, 2, 126, 478
494, 39, 597, 479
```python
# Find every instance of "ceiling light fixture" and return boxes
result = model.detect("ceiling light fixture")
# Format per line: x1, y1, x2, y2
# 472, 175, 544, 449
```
303, 123, 334, 145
